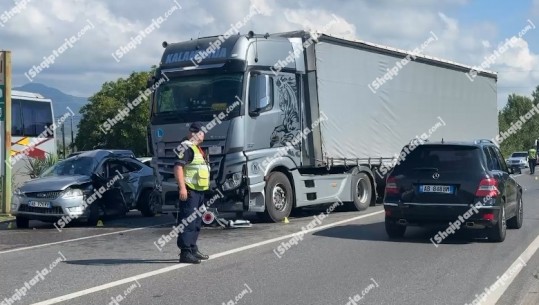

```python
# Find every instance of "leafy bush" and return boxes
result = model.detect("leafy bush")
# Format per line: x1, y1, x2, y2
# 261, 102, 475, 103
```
23, 153, 59, 179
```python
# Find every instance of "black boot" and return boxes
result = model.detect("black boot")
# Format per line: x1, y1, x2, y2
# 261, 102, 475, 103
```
193, 249, 209, 260
179, 249, 201, 264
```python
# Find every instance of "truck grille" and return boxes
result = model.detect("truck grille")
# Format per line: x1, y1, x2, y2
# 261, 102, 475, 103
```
157, 156, 223, 181
157, 141, 224, 182
25, 191, 62, 199
18, 205, 64, 214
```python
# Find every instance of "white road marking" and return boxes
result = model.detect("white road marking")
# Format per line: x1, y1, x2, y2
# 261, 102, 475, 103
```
0, 223, 174, 255
30, 210, 384, 305
476, 234, 539, 305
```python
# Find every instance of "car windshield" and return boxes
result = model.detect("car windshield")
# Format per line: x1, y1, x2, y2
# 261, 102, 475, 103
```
511, 152, 527, 158
152, 73, 243, 122
392, 145, 483, 173
40, 156, 96, 177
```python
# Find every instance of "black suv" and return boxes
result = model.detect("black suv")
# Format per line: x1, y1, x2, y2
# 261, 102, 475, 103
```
384, 139, 523, 242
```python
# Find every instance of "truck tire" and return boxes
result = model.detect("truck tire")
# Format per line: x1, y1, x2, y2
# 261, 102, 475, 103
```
350, 173, 372, 211
15, 216, 29, 229
262, 172, 293, 222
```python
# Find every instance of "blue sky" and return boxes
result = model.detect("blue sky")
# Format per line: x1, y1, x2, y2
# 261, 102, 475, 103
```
0, 0, 538, 109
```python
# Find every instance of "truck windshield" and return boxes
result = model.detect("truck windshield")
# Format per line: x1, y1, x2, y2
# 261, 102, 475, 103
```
153, 73, 243, 121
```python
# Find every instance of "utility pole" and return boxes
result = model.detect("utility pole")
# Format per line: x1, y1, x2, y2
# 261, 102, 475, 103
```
1, 51, 11, 214
70, 115, 74, 153
61, 121, 66, 159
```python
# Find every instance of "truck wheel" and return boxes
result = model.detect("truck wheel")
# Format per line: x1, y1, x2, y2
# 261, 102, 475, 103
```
350, 173, 372, 211
15, 216, 29, 229
138, 189, 158, 217
263, 172, 293, 222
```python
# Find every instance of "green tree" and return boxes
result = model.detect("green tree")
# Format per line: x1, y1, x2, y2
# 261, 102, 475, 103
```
498, 90, 539, 156
75, 69, 154, 156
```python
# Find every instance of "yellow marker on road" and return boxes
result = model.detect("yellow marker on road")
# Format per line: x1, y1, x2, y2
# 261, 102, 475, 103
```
7, 222, 13, 229
96, 220, 104, 227
282, 217, 289, 224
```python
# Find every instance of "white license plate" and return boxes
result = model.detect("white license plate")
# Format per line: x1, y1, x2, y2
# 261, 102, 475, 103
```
208, 146, 222, 155
28, 201, 51, 208
420, 185, 453, 193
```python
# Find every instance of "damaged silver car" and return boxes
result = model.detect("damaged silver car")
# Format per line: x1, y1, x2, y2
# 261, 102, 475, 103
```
11, 150, 159, 228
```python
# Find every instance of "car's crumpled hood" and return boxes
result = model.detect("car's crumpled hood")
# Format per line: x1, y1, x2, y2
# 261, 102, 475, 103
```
19, 175, 92, 193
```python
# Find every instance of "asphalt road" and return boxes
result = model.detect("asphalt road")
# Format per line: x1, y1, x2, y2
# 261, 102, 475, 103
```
1, 172, 539, 305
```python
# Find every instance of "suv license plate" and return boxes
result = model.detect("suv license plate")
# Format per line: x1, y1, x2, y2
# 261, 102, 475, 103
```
28, 201, 52, 208
419, 185, 453, 194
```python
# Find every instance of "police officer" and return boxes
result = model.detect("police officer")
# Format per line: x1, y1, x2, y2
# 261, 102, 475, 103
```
174, 122, 210, 264
529, 146, 537, 175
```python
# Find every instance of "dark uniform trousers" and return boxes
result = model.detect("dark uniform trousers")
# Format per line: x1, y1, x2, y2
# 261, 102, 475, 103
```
177, 189, 205, 252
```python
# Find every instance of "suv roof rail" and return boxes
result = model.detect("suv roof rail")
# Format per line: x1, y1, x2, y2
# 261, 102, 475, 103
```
409, 138, 428, 144
474, 139, 494, 145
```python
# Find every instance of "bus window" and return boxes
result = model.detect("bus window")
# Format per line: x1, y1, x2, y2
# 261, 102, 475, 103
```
11, 99, 23, 136
20, 100, 53, 137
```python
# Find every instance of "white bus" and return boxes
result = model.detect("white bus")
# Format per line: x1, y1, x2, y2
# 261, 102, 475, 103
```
10, 90, 57, 184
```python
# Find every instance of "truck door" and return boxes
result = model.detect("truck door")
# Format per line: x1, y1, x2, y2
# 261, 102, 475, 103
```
246, 71, 301, 167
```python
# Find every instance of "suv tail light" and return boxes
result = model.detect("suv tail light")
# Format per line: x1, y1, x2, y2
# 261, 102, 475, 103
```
475, 178, 499, 197
385, 176, 399, 195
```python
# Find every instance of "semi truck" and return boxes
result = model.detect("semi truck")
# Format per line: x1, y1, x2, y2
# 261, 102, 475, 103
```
147, 30, 498, 222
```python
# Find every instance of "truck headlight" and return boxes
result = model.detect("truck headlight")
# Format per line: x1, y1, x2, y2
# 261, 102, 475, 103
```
222, 172, 242, 191
61, 188, 83, 199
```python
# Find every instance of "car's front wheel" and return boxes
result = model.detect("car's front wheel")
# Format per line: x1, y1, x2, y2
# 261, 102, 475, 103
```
138, 189, 158, 217
15, 216, 29, 229
87, 203, 101, 226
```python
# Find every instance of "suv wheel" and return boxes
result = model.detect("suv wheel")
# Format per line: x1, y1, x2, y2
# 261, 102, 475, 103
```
15, 216, 29, 229
488, 205, 506, 242
507, 195, 523, 229
385, 217, 406, 238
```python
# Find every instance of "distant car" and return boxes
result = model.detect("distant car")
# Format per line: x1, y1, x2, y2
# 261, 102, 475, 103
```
384, 139, 523, 242
11, 149, 159, 228
137, 157, 152, 167
505, 151, 528, 169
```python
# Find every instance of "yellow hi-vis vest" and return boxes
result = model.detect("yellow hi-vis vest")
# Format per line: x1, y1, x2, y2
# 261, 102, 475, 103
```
182, 141, 210, 191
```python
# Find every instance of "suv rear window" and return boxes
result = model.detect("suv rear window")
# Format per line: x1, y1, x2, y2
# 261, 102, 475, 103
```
392, 145, 483, 174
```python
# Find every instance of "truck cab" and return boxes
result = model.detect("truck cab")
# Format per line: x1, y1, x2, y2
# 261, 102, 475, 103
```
148, 31, 320, 221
